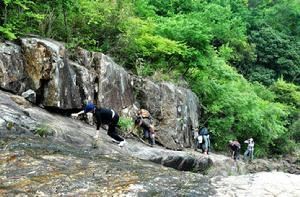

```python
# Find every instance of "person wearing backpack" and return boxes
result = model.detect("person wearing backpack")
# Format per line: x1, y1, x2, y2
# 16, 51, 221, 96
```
228, 140, 241, 160
137, 108, 153, 124
244, 138, 254, 161
133, 116, 155, 146
199, 126, 210, 155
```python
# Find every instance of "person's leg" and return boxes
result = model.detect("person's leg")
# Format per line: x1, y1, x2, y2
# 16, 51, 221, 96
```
143, 128, 150, 139
194, 138, 198, 150
207, 136, 211, 154
107, 114, 124, 142
151, 133, 155, 145
236, 149, 240, 160
203, 135, 208, 154
250, 150, 254, 161
147, 131, 152, 144
244, 149, 249, 161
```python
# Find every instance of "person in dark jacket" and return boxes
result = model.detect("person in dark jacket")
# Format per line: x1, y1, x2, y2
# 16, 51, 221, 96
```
199, 127, 210, 155
228, 140, 241, 160
71, 102, 126, 147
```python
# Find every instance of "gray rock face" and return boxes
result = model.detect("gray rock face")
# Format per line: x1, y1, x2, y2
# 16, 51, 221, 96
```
132, 77, 200, 150
21, 89, 36, 103
0, 41, 27, 93
71, 48, 134, 111
0, 37, 200, 149
0, 92, 36, 136
21, 37, 82, 109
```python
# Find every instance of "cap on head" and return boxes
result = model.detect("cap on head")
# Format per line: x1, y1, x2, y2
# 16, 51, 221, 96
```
84, 102, 96, 113
249, 138, 253, 141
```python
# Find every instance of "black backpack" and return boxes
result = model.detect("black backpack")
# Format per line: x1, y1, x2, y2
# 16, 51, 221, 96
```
199, 127, 208, 135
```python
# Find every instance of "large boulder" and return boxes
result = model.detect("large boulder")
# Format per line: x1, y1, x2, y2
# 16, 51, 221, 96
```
0, 41, 27, 93
21, 37, 82, 109
71, 48, 134, 111
132, 77, 200, 150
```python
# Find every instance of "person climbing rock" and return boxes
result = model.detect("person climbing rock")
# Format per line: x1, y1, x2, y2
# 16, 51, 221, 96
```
137, 108, 153, 124
71, 102, 126, 147
199, 126, 210, 155
133, 116, 155, 146
244, 138, 254, 161
228, 140, 241, 160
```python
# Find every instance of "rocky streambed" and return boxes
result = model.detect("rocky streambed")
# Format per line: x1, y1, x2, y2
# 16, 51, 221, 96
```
0, 135, 215, 196
1, 135, 300, 196
0, 90, 300, 196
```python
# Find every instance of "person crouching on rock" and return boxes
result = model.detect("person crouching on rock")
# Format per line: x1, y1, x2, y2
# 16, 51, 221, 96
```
228, 140, 241, 160
71, 102, 126, 147
134, 116, 155, 146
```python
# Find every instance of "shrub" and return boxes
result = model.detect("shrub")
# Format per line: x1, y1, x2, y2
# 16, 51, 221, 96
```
118, 117, 133, 133
35, 123, 51, 137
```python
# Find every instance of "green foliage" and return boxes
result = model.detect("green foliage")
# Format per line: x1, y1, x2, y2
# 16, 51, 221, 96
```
0, 25, 17, 40
270, 79, 300, 145
0, 0, 44, 39
189, 58, 288, 155
118, 117, 133, 133
6, 121, 14, 130
35, 123, 51, 137
270, 79, 300, 108
249, 27, 300, 84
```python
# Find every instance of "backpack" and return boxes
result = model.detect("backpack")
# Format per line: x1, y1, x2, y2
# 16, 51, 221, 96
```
199, 127, 208, 135
139, 109, 151, 118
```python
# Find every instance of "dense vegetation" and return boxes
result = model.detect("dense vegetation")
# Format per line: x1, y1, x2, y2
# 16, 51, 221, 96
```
1, 0, 299, 157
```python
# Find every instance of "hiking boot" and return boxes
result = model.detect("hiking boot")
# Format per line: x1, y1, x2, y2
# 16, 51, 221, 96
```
118, 140, 127, 147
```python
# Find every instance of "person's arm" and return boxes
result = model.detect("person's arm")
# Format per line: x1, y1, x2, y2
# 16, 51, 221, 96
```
149, 125, 155, 134
71, 110, 85, 118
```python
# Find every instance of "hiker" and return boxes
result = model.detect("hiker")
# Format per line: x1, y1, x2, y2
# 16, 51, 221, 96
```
199, 126, 210, 155
71, 102, 126, 147
228, 140, 241, 160
133, 116, 155, 146
244, 138, 254, 161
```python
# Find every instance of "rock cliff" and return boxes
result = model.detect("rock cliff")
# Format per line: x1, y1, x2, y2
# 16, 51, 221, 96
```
0, 37, 200, 150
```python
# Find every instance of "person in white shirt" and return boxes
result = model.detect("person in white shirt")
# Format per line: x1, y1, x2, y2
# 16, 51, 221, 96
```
244, 138, 254, 161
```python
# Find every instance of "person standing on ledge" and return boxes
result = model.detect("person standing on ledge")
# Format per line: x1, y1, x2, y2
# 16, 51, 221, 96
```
228, 140, 241, 160
244, 138, 254, 161
71, 102, 126, 147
